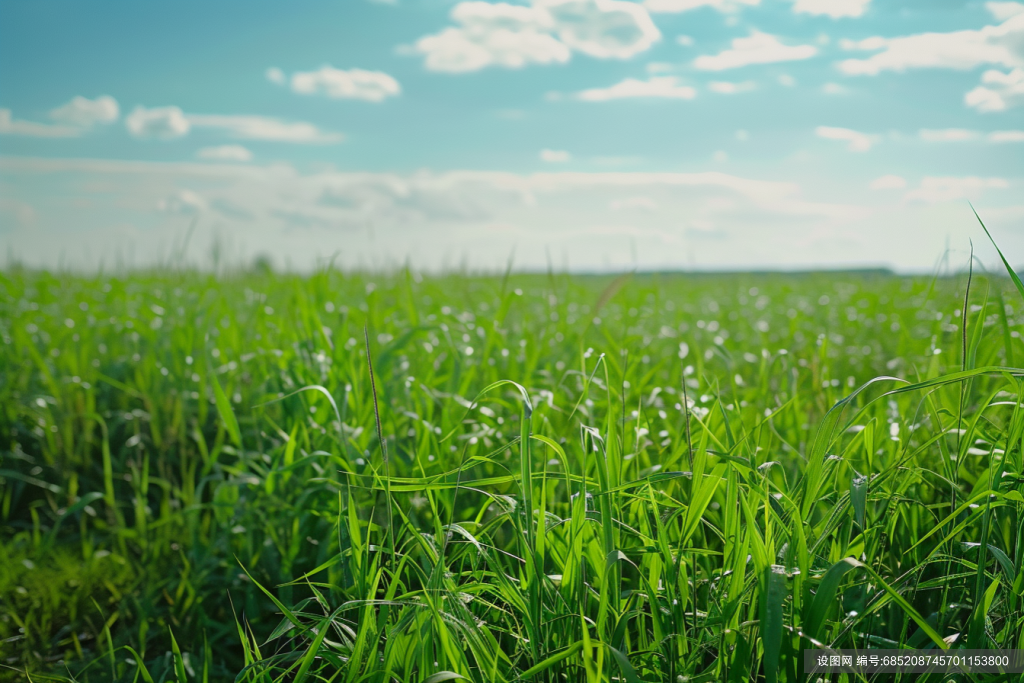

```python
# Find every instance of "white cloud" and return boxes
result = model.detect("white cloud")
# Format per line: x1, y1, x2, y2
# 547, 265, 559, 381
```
778, 73, 797, 86
157, 189, 207, 214
125, 106, 342, 144
413, 0, 660, 73
187, 115, 343, 143
644, 0, 758, 13
15, 157, 991, 272
815, 125, 878, 151
905, 176, 1009, 203
822, 82, 849, 94
708, 80, 756, 93
919, 128, 979, 142
0, 109, 81, 137
837, 14, 1024, 75
987, 2, 1024, 21
677, 35, 694, 46
266, 67, 286, 85
540, 148, 571, 162
416, 26, 570, 72
870, 174, 907, 190
965, 68, 1024, 111
646, 61, 675, 73
286, 66, 401, 102
990, 129, 1024, 141
792, 0, 871, 19
50, 96, 119, 127
0, 197, 36, 226
126, 106, 191, 139
197, 145, 254, 162
610, 196, 658, 210
693, 31, 818, 70
575, 76, 697, 100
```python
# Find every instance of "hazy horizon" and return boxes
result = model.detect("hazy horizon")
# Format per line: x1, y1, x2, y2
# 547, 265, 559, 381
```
1, 0, 1023, 272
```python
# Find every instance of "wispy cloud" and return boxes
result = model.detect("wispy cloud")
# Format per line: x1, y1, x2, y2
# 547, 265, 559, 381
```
990, 129, 1024, 141
815, 125, 878, 151
412, 0, 660, 73
0, 108, 82, 137
125, 106, 343, 144
540, 149, 571, 162
708, 80, 756, 94
694, 31, 817, 70
645, 0, 758, 13
837, 12, 1024, 110
575, 76, 697, 100
1, 156, 874, 270
188, 114, 344, 143
270, 65, 401, 102
821, 82, 849, 94
837, 14, 1024, 76
157, 189, 207, 214
792, 0, 871, 19
919, 128, 979, 142
904, 176, 1009, 203
869, 174, 906, 190
197, 145, 254, 162
609, 196, 658, 210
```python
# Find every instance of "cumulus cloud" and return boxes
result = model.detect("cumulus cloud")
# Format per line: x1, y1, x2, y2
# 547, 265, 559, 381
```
413, 0, 660, 73
575, 76, 697, 100
965, 68, 1024, 111
540, 148, 571, 162
126, 106, 191, 139
990, 129, 1024, 141
0, 109, 81, 137
280, 65, 401, 102
792, 0, 871, 18
869, 174, 907, 190
987, 2, 1024, 21
837, 14, 1024, 75
815, 125, 878, 151
708, 80, 755, 93
694, 31, 817, 70
837, 14, 1024, 110
197, 145, 254, 161
50, 96, 119, 127
919, 128, 979, 142
905, 176, 1009, 203
126, 106, 342, 143
644, 0, 758, 12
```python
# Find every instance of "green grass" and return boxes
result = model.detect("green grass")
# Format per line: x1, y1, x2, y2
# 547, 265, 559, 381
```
3, 256, 1024, 681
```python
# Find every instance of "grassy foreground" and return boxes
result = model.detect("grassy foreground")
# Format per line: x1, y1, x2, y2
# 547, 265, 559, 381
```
3, 262, 1024, 682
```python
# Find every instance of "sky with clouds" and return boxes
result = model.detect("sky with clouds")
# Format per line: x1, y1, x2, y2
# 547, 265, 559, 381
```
1, 0, 1022, 272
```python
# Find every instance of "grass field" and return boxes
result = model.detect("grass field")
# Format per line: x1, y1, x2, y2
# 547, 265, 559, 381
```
4, 247, 1024, 681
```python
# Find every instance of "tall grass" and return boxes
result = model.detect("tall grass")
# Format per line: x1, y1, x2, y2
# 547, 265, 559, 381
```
2, 255, 1024, 681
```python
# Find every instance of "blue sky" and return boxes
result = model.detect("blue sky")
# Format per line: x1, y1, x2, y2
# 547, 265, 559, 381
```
1, 0, 1022, 271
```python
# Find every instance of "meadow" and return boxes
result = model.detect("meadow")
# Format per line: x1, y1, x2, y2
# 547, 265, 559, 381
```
3, 241, 1024, 681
